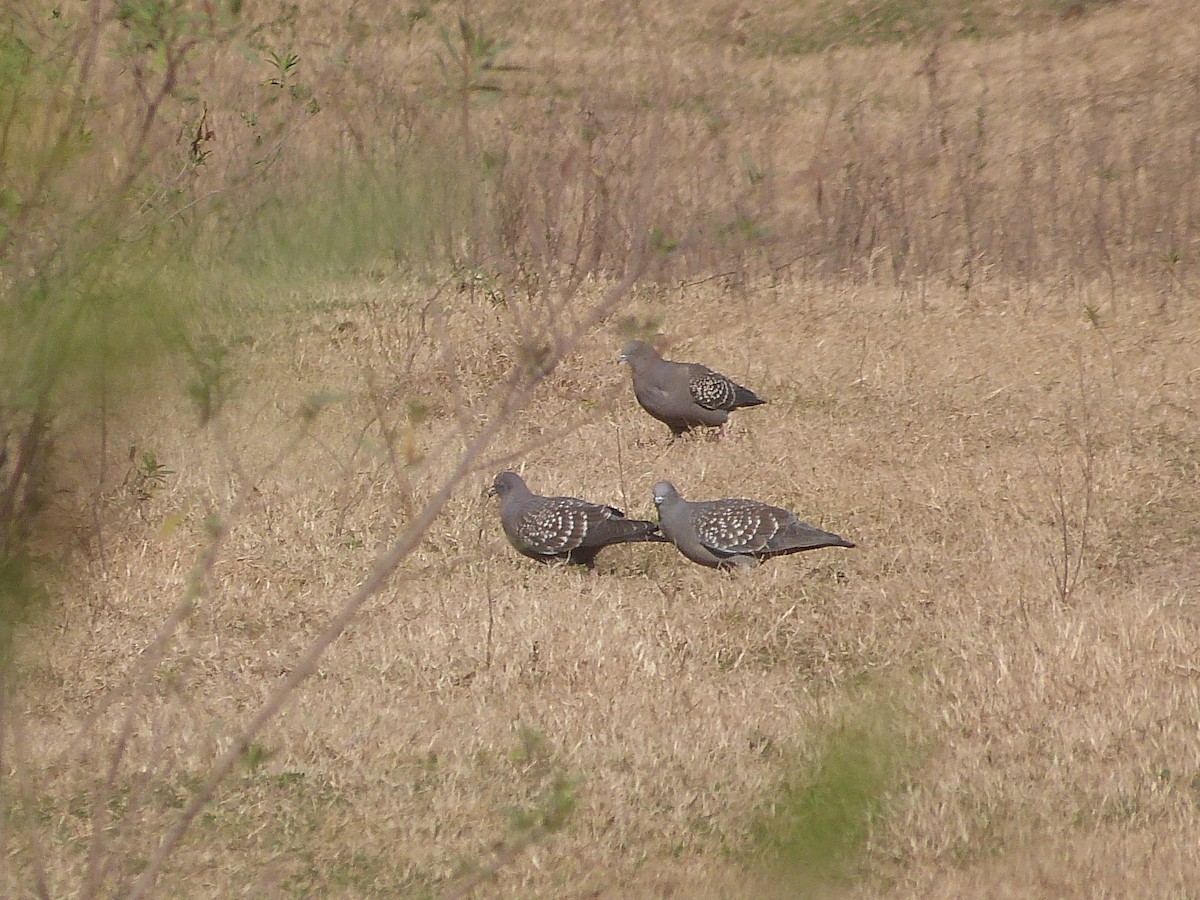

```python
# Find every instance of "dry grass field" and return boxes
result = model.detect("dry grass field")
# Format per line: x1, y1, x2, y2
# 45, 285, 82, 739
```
4, 0, 1200, 897
11, 276, 1200, 896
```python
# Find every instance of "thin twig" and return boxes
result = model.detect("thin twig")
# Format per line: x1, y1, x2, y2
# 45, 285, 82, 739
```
128, 253, 650, 899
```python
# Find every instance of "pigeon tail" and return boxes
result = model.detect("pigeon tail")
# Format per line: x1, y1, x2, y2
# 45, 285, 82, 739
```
731, 385, 766, 408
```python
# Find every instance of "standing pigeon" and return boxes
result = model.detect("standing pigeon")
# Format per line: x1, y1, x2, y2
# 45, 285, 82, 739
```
651, 481, 855, 570
618, 340, 765, 438
489, 471, 667, 567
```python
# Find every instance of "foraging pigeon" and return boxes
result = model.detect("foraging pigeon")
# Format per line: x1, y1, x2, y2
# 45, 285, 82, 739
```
618, 340, 765, 438
651, 481, 855, 570
489, 471, 667, 566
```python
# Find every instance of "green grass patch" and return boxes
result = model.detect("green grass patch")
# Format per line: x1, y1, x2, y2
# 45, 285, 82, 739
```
748, 697, 917, 894
210, 151, 492, 281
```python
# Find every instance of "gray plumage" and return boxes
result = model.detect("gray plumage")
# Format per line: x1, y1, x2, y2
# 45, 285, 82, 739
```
618, 340, 765, 438
651, 481, 855, 570
489, 471, 667, 567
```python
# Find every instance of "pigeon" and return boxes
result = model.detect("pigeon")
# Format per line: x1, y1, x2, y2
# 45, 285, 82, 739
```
618, 340, 765, 438
651, 481, 855, 570
489, 471, 668, 567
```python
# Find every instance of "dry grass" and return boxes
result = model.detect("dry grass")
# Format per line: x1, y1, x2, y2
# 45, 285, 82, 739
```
76, 0, 1200, 288
5, 0, 1200, 896
7, 273, 1200, 896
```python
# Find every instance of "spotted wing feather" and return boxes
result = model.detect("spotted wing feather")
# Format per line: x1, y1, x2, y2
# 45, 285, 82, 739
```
513, 498, 600, 555
688, 368, 763, 412
692, 500, 788, 556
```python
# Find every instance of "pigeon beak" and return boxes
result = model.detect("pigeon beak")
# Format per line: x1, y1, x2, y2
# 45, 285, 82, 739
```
486, 485, 497, 498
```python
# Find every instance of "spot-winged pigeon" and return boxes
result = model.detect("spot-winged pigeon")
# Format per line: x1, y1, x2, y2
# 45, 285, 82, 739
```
651, 481, 855, 570
489, 471, 668, 567
618, 340, 765, 438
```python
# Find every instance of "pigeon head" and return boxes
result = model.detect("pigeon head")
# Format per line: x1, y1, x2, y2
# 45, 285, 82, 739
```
618, 340, 661, 370
489, 471, 527, 499
652, 481, 679, 507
